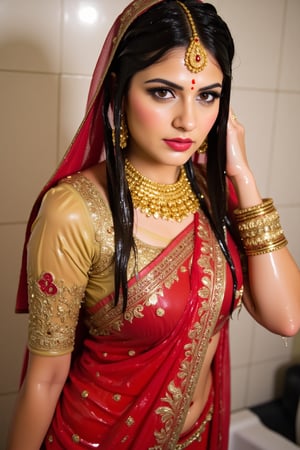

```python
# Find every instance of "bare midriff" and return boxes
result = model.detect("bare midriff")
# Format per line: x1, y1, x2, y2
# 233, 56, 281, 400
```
180, 331, 219, 434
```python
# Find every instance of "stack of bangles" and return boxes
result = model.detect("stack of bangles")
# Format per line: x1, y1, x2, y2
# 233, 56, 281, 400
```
234, 198, 288, 256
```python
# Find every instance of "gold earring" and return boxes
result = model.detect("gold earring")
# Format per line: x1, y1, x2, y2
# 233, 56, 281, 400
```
112, 115, 128, 149
111, 128, 116, 147
120, 114, 128, 149
197, 138, 208, 154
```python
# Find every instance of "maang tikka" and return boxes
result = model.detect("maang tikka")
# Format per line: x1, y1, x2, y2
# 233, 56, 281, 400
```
177, 1, 207, 73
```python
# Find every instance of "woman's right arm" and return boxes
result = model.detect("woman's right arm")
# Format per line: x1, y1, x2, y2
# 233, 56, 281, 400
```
8, 181, 94, 449
7, 352, 71, 449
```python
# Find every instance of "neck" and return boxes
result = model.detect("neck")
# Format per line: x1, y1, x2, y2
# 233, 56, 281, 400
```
126, 157, 181, 185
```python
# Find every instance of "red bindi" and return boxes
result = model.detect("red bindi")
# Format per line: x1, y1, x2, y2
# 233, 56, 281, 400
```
191, 79, 196, 90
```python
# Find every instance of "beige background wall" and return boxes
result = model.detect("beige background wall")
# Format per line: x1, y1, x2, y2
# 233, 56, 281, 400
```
0, 0, 299, 447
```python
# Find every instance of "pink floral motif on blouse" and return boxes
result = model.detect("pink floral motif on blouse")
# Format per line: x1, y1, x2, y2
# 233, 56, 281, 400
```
38, 272, 58, 296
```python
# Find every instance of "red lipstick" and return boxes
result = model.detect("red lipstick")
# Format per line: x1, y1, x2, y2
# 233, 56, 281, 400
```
163, 138, 193, 152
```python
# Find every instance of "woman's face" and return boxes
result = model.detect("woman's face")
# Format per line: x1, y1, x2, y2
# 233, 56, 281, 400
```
124, 46, 223, 182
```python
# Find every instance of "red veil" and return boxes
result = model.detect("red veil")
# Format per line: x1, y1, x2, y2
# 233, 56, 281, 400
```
15, 0, 165, 314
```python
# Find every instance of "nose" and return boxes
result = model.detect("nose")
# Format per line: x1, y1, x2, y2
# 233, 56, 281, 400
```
172, 99, 197, 131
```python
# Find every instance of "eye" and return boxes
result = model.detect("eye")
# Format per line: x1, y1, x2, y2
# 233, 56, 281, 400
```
147, 87, 175, 100
198, 91, 221, 104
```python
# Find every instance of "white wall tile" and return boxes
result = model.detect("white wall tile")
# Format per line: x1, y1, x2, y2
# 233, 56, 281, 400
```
251, 323, 293, 364
219, 0, 285, 89
0, 314, 27, 393
231, 366, 249, 411
58, 75, 91, 160
0, 72, 58, 223
279, 0, 300, 90
246, 358, 292, 406
62, 0, 129, 75
231, 89, 276, 196
269, 92, 300, 204
0, 393, 18, 449
0, 224, 28, 392
230, 308, 255, 368
278, 206, 300, 267
0, 0, 61, 73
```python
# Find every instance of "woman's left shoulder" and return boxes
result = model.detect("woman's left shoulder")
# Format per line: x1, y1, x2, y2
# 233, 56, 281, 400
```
81, 162, 109, 203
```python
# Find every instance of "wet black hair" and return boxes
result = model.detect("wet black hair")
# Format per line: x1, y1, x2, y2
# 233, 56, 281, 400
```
96, 0, 236, 311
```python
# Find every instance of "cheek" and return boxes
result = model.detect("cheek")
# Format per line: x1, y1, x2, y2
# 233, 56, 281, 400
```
201, 117, 216, 136
203, 108, 220, 134
127, 96, 165, 130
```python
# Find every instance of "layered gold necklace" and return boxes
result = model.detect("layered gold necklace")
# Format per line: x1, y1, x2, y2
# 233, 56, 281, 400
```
125, 159, 199, 222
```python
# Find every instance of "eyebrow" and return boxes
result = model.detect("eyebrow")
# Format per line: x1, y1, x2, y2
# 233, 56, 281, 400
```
144, 78, 222, 92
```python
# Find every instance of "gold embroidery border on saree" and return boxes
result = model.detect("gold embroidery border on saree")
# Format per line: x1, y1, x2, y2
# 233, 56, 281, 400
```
89, 225, 194, 335
150, 211, 226, 449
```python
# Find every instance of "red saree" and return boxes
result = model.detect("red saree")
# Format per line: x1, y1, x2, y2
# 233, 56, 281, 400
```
37, 190, 242, 449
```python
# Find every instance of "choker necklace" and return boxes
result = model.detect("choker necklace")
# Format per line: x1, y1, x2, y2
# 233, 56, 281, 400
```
125, 159, 199, 222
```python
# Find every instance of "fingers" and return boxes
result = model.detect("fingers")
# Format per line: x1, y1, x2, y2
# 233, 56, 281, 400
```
228, 108, 245, 139
226, 108, 249, 178
228, 108, 239, 127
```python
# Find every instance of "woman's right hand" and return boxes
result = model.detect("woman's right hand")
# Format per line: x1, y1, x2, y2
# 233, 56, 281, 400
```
7, 351, 71, 450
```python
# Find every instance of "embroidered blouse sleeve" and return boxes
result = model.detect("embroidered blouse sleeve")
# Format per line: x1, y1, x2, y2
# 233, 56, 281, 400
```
27, 182, 95, 356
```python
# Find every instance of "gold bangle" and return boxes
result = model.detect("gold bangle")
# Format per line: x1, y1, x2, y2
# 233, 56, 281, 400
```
234, 199, 288, 256
234, 198, 274, 221
244, 236, 288, 256
237, 210, 281, 236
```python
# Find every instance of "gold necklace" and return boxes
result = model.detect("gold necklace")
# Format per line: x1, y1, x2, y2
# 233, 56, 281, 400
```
125, 159, 199, 222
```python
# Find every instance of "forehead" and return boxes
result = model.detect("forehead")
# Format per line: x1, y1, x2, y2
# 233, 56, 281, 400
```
133, 47, 223, 86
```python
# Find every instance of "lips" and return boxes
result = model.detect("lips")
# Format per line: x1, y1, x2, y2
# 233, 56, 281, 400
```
163, 138, 193, 152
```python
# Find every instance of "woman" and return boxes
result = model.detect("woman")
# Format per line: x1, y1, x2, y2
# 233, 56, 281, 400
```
7, 1, 300, 449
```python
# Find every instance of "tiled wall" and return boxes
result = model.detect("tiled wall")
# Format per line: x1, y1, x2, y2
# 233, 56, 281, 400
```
216, 0, 300, 412
0, 0, 299, 446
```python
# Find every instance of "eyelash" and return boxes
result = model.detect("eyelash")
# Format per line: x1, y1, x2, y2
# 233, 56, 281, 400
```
147, 87, 221, 104
199, 91, 221, 104
147, 88, 174, 99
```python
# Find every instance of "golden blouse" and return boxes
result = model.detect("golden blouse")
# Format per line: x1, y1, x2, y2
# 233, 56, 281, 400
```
27, 173, 163, 356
